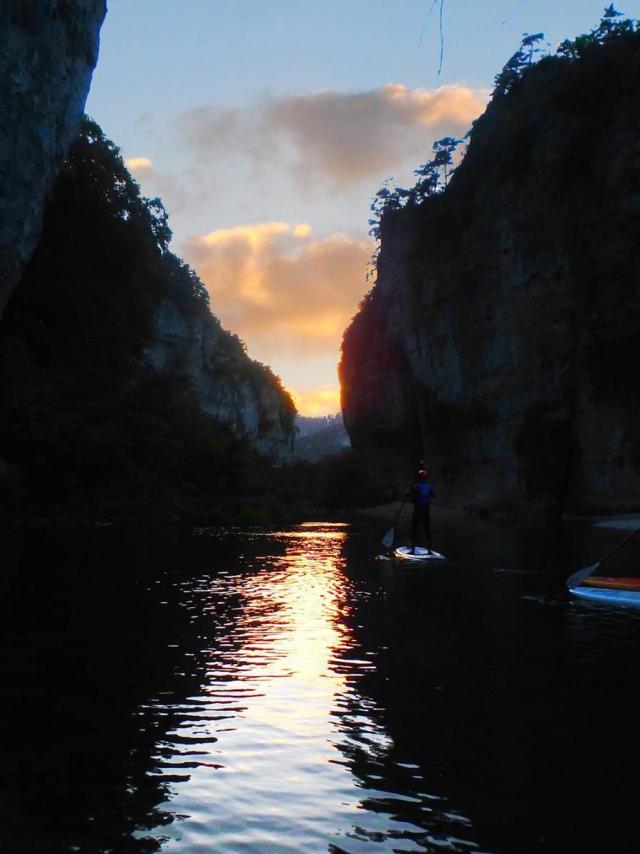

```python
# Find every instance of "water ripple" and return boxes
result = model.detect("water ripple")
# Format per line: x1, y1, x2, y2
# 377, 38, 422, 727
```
130, 523, 481, 853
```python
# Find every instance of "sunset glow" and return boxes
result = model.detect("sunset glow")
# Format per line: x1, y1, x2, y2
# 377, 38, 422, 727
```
90, 0, 623, 415
182, 223, 372, 388
292, 386, 342, 417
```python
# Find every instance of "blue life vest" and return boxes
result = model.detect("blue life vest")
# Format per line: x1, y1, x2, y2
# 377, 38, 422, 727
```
414, 482, 434, 507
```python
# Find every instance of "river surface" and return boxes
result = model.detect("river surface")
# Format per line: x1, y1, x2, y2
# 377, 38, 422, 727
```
2, 518, 640, 853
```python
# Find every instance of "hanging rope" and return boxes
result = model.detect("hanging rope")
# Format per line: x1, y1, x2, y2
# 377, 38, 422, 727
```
502, 0, 527, 26
438, 0, 445, 76
417, 0, 446, 77
417, 0, 439, 50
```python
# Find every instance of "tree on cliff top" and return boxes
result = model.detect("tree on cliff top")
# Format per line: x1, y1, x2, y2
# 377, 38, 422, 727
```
557, 4, 636, 60
493, 32, 548, 96
368, 135, 464, 241
369, 6, 638, 236
346, 6, 640, 380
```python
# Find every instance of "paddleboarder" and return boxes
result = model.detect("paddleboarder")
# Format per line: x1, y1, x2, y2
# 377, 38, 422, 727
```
409, 470, 435, 555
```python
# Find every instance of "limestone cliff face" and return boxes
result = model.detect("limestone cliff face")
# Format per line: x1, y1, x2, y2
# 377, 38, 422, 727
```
146, 299, 295, 459
340, 40, 640, 516
0, 0, 106, 317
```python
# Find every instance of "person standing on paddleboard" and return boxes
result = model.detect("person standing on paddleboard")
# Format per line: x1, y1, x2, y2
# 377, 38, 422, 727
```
409, 470, 435, 555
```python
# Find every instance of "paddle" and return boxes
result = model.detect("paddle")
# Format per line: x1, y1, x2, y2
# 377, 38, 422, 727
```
382, 494, 409, 549
566, 525, 640, 589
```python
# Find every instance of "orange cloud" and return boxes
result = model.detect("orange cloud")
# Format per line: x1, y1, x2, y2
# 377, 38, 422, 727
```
181, 83, 487, 187
182, 222, 372, 359
125, 156, 153, 172
292, 386, 342, 417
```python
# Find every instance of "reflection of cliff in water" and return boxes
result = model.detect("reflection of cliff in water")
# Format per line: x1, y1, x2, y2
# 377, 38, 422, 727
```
0, 529, 225, 853
4, 522, 640, 853
335, 517, 640, 853
328, 529, 488, 853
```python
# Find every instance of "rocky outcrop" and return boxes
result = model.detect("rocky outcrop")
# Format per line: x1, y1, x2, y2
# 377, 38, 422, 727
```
0, 0, 106, 318
146, 299, 295, 459
340, 37, 640, 516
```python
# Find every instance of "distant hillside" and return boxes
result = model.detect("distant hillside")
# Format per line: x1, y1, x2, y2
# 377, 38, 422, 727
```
294, 414, 350, 461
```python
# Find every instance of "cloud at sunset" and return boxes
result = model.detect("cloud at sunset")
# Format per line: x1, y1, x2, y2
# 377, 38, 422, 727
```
125, 156, 153, 172
137, 84, 487, 415
181, 83, 487, 187
182, 222, 372, 359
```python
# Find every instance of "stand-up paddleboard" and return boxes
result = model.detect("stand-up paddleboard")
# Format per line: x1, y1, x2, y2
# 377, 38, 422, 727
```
570, 576, 640, 607
394, 546, 447, 562
584, 577, 640, 591
570, 585, 640, 607
565, 528, 640, 600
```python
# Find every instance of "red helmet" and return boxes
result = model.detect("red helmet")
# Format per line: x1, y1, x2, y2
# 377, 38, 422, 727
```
418, 470, 429, 481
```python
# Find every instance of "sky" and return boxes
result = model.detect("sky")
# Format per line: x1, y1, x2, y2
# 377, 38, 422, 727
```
87, 0, 640, 415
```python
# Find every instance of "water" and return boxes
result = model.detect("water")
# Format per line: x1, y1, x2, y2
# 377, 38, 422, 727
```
2, 518, 640, 853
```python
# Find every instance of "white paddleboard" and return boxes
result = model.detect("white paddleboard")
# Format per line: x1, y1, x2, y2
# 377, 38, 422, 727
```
394, 546, 447, 562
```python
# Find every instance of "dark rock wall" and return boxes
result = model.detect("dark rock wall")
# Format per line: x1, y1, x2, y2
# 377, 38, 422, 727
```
340, 42, 640, 515
0, 0, 294, 466
0, 0, 106, 317
146, 298, 295, 459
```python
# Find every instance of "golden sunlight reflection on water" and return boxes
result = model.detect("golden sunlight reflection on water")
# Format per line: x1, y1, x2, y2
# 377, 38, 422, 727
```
138, 524, 478, 853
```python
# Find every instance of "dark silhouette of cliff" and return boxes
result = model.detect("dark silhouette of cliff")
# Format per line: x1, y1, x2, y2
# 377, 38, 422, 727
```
341, 17, 640, 517
0, 0, 106, 317
0, 120, 295, 523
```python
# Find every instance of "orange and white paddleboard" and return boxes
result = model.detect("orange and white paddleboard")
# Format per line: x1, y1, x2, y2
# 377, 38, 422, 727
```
570, 576, 640, 606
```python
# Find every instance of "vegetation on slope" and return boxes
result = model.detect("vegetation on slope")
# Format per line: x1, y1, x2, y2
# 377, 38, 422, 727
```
0, 119, 387, 523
